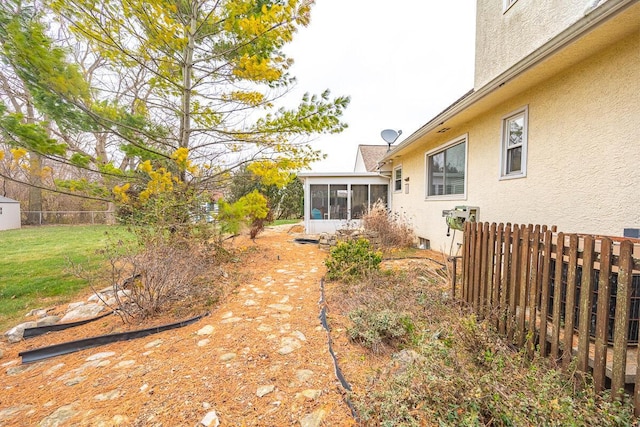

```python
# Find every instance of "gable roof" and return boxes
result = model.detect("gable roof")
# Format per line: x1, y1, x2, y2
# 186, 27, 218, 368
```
0, 196, 19, 203
356, 145, 389, 172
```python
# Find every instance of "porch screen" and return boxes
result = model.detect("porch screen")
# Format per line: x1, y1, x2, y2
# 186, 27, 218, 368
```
310, 185, 328, 219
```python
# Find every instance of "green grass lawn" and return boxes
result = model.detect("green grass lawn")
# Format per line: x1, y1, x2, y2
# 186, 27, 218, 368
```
0, 225, 133, 331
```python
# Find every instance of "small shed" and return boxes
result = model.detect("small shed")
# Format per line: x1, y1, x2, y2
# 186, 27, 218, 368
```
0, 196, 21, 231
299, 172, 390, 234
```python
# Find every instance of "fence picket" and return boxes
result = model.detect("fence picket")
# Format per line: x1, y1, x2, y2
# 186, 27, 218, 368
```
562, 234, 579, 368
593, 237, 612, 392
527, 225, 541, 357
538, 230, 552, 357
577, 235, 595, 372
612, 241, 633, 401
493, 223, 504, 330
473, 222, 483, 311
499, 223, 511, 335
517, 225, 531, 347
550, 232, 565, 361
508, 225, 521, 342
479, 222, 490, 318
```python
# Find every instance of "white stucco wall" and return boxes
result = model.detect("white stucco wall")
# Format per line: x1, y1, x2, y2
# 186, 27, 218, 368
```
0, 200, 21, 231
395, 29, 639, 253
474, 0, 609, 88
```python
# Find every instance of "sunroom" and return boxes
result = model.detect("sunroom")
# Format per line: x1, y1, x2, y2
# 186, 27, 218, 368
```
298, 172, 390, 234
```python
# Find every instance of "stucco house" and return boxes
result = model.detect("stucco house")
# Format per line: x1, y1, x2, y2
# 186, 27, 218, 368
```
377, 0, 639, 252
0, 196, 21, 231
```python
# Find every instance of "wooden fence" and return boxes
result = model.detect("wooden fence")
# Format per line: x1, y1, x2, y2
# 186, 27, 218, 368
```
458, 222, 640, 413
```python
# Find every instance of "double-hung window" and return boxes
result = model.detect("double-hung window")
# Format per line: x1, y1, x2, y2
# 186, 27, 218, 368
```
394, 166, 402, 192
501, 106, 528, 178
426, 135, 467, 198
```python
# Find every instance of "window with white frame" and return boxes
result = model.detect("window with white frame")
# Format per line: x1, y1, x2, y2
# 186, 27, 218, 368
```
426, 135, 467, 197
394, 166, 402, 192
501, 107, 528, 178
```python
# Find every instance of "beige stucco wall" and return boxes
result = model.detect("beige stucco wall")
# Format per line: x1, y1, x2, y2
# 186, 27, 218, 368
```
394, 29, 639, 253
474, 0, 608, 88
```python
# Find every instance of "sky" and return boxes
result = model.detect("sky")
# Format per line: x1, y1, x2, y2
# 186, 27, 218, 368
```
283, 0, 478, 172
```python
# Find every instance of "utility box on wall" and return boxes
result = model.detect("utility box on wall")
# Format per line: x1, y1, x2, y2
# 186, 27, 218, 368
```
442, 206, 479, 233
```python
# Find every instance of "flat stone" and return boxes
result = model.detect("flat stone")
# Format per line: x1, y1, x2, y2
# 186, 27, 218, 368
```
219, 353, 236, 362
44, 363, 65, 376
291, 331, 307, 342
197, 325, 215, 335
94, 389, 121, 401
144, 339, 163, 349
88, 293, 106, 302
299, 409, 326, 427
301, 389, 322, 400
25, 308, 47, 318
0, 405, 32, 422
295, 369, 314, 383
278, 296, 290, 303
278, 337, 301, 355
244, 300, 258, 306
60, 303, 104, 322
4, 321, 37, 343
115, 360, 135, 368
86, 351, 116, 361
68, 301, 85, 310
64, 376, 86, 386
256, 385, 275, 397
220, 317, 242, 324
6, 364, 36, 376
221, 311, 233, 319
197, 339, 210, 347
200, 410, 220, 427
271, 313, 290, 320
39, 404, 78, 427
267, 304, 293, 312
257, 324, 272, 332
36, 316, 60, 327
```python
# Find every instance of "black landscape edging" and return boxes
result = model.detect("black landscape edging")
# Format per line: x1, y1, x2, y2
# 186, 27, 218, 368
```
318, 278, 359, 422
19, 313, 207, 364
293, 238, 319, 244
23, 310, 115, 339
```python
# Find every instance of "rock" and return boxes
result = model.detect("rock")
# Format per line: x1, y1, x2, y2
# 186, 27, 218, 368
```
197, 325, 214, 335
197, 339, 210, 347
87, 293, 106, 303
39, 404, 78, 426
200, 410, 220, 427
7, 364, 37, 376
4, 321, 37, 343
299, 409, 326, 427
94, 389, 121, 401
144, 339, 163, 349
60, 303, 104, 322
291, 331, 307, 342
295, 369, 314, 383
25, 308, 47, 318
64, 376, 86, 386
44, 363, 65, 376
301, 389, 321, 400
220, 317, 242, 324
257, 324, 272, 332
244, 300, 258, 306
115, 360, 135, 368
219, 353, 236, 362
67, 302, 85, 310
86, 351, 115, 361
278, 336, 302, 355
256, 385, 275, 397
36, 316, 60, 327
0, 405, 32, 423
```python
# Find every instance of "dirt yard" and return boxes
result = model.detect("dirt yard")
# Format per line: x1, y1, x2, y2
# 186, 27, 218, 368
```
0, 224, 446, 426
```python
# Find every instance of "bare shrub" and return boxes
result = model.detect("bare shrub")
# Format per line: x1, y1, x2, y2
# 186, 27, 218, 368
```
102, 236, 213, 321
362, 201, 415, 248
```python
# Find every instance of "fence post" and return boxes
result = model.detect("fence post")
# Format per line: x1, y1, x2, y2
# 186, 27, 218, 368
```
493, 223, 504, 330
612, 240, 633, 401
527, 225, 541, 357
593, 237, 612, 392
499, 223, 511, 335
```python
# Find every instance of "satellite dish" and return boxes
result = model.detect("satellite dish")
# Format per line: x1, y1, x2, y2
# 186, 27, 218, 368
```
381, 129, 402, 151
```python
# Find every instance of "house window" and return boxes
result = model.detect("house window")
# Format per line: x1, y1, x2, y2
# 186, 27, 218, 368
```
426, 135, 467, 197
394, 167, 402, 192
501, 107, 528, 178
